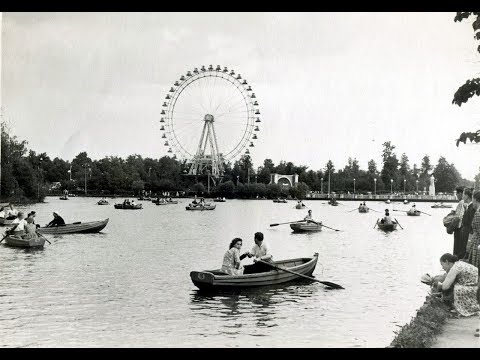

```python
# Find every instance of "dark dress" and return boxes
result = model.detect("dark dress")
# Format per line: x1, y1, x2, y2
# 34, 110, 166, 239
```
47, 216, 66, 227
457, 203, 476, 259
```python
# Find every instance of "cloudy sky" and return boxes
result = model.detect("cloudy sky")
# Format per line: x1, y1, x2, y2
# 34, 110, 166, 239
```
1, 12, 479, 179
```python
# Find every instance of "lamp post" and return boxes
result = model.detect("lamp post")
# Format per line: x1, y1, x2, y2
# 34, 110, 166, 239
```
83, 163, 91, 195
374, 178, 377, 196
321, 178, 324, 194
37, 157, 43, 200
237, 175, 239, 186
416, 180, 419, 193
353, 178, 356, 198
328, 171, 331, 196
390, 179, 393, 195
403, 179, 406, 195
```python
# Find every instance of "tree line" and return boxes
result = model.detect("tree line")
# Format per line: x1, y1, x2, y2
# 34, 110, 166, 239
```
1, 123, 475, 202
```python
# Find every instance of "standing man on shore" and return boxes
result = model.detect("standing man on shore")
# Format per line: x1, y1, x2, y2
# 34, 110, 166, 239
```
453, 186, 466, 257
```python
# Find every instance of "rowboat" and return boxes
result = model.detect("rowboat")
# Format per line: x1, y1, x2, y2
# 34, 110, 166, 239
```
376, 221, 398, 231
4, 233, 47, 248
186, 204, 216, 210
273, 199, 288, 203
358, 207, 369, 213
138, 197, 151, 201
385, 200, 391, 204
97, 200, 109, 205
0, 217, 16, 226
295, 203, 306, 209
403, 200, 409, 204
290, 222, 322, 232
328, 201, 338, 206
213, 198, 226, 202
190, 253, 319, 290
114, 203, 142, 209
407, 211, 421, 216
431, 204, 453, 209
155, 201, 169, 205
59, 196, 69, 200
37, 218, 109, 235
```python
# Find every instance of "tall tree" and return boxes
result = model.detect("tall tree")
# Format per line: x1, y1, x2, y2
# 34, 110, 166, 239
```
380, 141, 399, 191
452, 12, 480, 145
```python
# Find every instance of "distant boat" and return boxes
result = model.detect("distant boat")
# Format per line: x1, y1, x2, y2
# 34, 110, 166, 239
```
273, 198, 288, 203
190, 253, 319, 290
295, 203, 306, 209
385, 200, 391, 204
290, 222, 322, 232
358, 207, 369, 213
431, 203, 453, 209
186, 203, 216, 210
407, 210, 421, 216
59, 196, 69, 200
376, 221, 398, 231
97, 199, 109, 205
213, 198, 226, 202
114, 203, 142, 210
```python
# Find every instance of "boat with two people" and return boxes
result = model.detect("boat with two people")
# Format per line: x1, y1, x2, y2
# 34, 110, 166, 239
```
273, 198, 288, 203
431, 202, 453, 209
114, 199, 143, 210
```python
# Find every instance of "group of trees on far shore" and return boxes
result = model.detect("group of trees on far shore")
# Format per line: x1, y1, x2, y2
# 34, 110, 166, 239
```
1, 123, 476, 203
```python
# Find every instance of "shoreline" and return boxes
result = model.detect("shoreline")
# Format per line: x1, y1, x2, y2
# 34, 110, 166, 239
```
389, 292, 479, 348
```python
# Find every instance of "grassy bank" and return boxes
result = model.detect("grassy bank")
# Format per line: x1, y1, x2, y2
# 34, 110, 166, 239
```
389, 293, 452, 348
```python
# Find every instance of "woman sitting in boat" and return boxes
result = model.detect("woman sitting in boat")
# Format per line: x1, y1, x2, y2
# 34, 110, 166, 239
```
380, 209, 393, 224
409, 204, 418, 213
6, 204, 18, 220
22, 217, 38, 239
304, 210, 321, 225
46, 211, 66, 227
433, 253, 479, 317
221, 238, 248, 276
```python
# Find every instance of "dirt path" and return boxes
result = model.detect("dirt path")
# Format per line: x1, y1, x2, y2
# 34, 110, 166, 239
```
431, 316, 480, 348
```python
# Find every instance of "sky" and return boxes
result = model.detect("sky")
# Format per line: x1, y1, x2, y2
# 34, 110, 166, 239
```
1, 12, 480, 180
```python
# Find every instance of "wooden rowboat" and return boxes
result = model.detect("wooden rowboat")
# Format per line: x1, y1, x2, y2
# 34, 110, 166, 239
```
213, 198, 226, 202
37, 218, 109, 235
114, 203, 142, 209
290, 222, 322, 232
4, 234, 47, 248
186, 204, 216, 210
431, 204, 453, 209
407, 211, 421, 216
358, 207, 369, 213
59, 196, 69, 200
273, 199, 288, 203
376, 221, 398, 231
190, 253, 319, 290
295, 204, 306, 209
97, 200, 109, 205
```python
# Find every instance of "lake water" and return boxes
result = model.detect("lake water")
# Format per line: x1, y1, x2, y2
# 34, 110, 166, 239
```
0, 197, 455, 347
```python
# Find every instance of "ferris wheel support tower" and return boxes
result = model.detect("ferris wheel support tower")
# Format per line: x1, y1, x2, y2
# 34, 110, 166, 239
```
188, 114, 225, 178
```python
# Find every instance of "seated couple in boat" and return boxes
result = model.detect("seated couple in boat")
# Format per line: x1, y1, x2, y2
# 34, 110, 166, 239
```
8, 213, 38, 238
45, 211, 66, 227
304, 210, 321, 225
380, 209, 393, 224
0, 204, 19, 220
192, 198, 206, 206
359, 201, 367, 209
221, 232, 273, 276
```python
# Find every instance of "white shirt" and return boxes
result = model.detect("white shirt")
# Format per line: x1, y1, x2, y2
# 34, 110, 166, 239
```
7, 209, 18, 217
455, 200, 466, 228
0, 211, 5, 218
12, 218, 27, 231
251, 242, 270, 259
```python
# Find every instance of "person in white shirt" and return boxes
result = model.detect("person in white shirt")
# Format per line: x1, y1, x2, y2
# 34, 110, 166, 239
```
241, 232, 274, 275
381, 209, 393, 225
6, 204, 18, 220
10, 212, 27, 235
0, 207, 5, 219
304, 210, 321, 225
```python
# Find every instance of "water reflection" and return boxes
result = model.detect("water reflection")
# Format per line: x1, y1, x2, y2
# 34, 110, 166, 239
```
190, 280, 320, 332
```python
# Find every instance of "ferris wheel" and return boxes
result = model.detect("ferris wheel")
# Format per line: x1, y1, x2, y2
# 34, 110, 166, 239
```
160, 65, 260, 179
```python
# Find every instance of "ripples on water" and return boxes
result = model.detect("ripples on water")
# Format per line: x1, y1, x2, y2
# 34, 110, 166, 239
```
0, 198, 453, 347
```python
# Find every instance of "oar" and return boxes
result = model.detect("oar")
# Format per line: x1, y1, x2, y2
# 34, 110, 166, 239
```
418, 210, 432, 216
373, 219, 379, 229
322, 224, 342, 232
37, 232, 51, 244
0, 232, 10, 243
393, 209, 407, 213
257, 259, 344, 289
347, 208, 358, 213
394, 218, 404, 229
369, 208, 382, 213
270, 220, 305, 227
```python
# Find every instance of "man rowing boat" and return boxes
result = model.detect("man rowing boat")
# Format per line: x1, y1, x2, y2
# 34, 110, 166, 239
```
304, 210, 321, 225
46, 211, 66, 227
